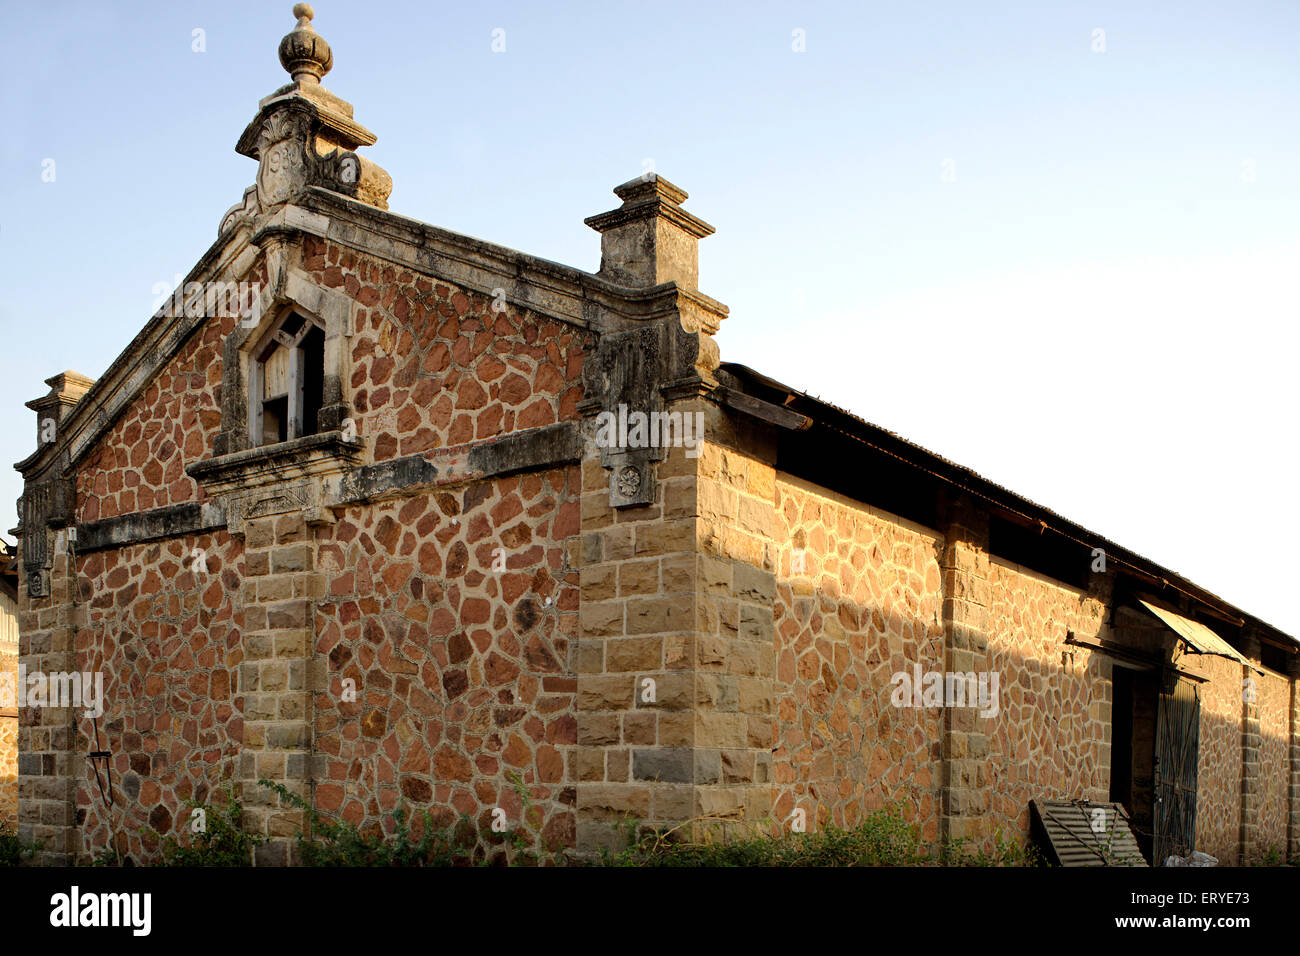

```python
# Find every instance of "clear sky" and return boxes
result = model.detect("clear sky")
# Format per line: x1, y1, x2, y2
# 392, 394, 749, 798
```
1, 1, 1297, 634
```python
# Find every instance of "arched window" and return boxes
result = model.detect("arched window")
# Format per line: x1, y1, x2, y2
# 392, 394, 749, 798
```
249, 311, 326, 446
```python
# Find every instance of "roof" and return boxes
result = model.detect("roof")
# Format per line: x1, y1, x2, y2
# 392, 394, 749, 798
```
0, 540, 17, 602
1139, 600, 1263, 673
718, 361, 1297, 651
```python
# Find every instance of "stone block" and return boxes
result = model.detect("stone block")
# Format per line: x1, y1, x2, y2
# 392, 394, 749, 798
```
578, 675, 633, 711
632, 747, 693, 784
605, 637, 664, 673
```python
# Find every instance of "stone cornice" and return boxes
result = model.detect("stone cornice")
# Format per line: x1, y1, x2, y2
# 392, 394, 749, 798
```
236, 92, 376, 159
336, 422, 582, 504
15, 187, 729, 496
186, 431, 365, 496
582, 200, 716, 240
300, 188, 729, 333
14, 228, 258, 481
77, 501, 227, 555
72, 422, 582, 553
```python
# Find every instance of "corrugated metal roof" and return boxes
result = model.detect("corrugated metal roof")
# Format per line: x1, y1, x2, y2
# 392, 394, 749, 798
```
1139, 600, 1262, 674
719, 361, 1297, 649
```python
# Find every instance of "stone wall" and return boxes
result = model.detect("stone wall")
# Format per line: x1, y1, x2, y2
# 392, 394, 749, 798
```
985, 560, 1110, 840
771, 473, 944, 839
0, 648, 16, 828
75, 309, 243, 524
41, 235, 596, 863
311, 238, 591, 460
1256, 667, 1290, 861
574, 440, 717, 846
73, 533, 245, 861
1194, 654, 1244, 862
310, 467, 581, 850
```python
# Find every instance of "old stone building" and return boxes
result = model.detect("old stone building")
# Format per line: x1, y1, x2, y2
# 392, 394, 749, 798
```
12, 6, 1299, 865
1, 542, 17, 828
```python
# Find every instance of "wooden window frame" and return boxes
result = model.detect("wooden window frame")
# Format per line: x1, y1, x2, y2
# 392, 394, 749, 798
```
248, 310, 326, 447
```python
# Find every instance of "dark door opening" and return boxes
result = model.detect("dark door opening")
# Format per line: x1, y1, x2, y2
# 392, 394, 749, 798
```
1110, 666, 1159, 862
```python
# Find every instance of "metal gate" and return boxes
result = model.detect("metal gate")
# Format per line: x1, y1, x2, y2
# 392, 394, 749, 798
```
1153, 678, 1199, 864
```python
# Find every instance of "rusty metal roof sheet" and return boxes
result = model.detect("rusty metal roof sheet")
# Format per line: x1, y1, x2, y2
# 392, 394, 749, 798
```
1139, 599, 1263, 673
1030, 799, 1147, 867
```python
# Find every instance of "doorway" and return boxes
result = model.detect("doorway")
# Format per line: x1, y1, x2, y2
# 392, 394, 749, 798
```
1109, 666, 1160, 862
1153, 677, 1200, 864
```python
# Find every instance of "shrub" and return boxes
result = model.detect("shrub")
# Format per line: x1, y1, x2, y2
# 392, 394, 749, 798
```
259, 778, 536, 866
150, 784, 264, 867
595, 806, 1041, 867
0, 819, 41, 867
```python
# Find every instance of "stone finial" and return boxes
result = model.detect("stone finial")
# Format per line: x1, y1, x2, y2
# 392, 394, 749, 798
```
278, 4, 333, 86
585, 174, 716, 290
25, 371, 95, 449
226, 4, 393, 222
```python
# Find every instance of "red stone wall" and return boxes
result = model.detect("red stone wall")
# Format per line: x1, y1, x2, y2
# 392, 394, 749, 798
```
301, 238, 591, 460
74, 312, 242, 524
73, 533, 245, 860
311, 467, 582, 850
51, 233, 597, 861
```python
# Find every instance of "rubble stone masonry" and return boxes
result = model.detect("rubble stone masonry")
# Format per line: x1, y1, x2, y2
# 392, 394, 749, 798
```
985, 560, 1110, 839
1195, 654, 1245, 862
772, 474, 944, 840
12, 6, 1298, 862
1255, 668, 1290, 861
1, 647, 15, 827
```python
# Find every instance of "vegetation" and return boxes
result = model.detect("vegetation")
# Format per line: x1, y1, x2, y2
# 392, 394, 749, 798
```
259, 777, 540, 866
149, 784, 264, 867
0, 819, 41, 867
76, 785, 1041, 867
596, 806, 1041, 867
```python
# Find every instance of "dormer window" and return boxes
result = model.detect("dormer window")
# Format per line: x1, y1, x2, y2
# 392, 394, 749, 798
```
250, 311, 326, 446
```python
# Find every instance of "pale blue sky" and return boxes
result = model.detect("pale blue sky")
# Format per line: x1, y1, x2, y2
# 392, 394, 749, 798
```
1, 1, 1297, 634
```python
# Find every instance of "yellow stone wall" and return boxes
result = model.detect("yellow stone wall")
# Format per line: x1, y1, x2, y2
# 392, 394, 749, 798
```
770, 473, 945, 839
0, 647, 16, 828
1256, 668, 1291, 861
985, 559, 1109, 840
1192, 653, 1245, 862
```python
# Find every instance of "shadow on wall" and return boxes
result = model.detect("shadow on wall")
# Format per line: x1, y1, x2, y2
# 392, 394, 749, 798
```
1, 713, 16, 828
767, 529, 1290, 865
25, 489, 1294, 866
2, 647, 17, 828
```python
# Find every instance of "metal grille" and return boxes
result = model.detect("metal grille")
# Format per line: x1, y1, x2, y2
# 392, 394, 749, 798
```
1154, 679, 1200, 864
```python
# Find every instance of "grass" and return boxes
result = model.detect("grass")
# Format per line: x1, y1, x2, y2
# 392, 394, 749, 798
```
76, 784, 1042, 867
595, 807, 1041, 867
